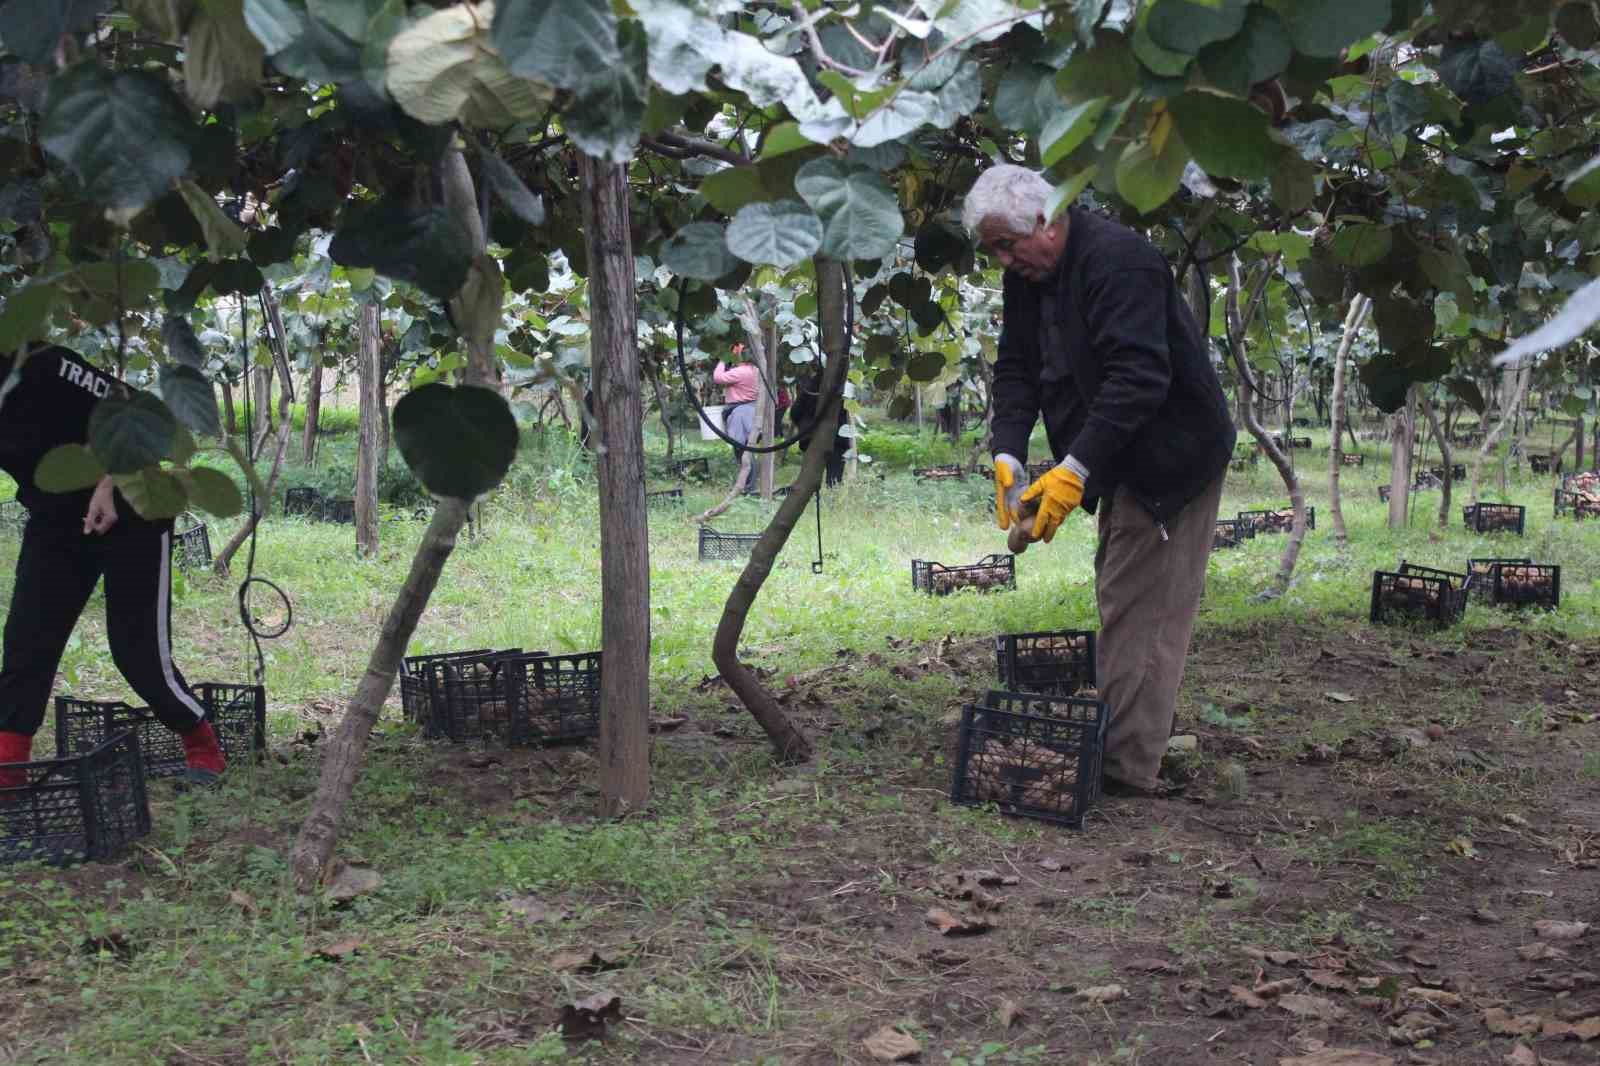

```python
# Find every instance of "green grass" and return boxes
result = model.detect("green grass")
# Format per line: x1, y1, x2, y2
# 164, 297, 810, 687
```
0, 411, 1596, 1062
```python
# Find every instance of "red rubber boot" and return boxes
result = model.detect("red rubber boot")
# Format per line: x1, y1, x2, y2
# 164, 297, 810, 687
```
0, 731, 32, 796
180, 721, 226, 786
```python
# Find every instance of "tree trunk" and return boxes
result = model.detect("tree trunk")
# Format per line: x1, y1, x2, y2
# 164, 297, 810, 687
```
579, 153, 651, 818
215, 352, 296, 576
1327, 295, 1371, 547
221, 379, 235, 443
1225, 256, 1305, 594
1418, 391, 1452, 529
737, 297, 776, 500
646, 360, 676, 461
289, 149, 491, 890
710, 256, 852, 763
302, 360, 323, 465
355, 303, 382, 556
759, 320, 777, 496
1470, 363, 1531, 505
377, 360, 390, 470
1387, 386, 1416, 529
694, 452, 755, 523
252, 361, 274, 456
1576, 413, 1586, 471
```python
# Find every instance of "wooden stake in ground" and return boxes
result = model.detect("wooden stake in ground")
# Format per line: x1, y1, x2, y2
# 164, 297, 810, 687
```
302, 356, 323, 465
1327, 295, 1371, 547
1387, 385, 1416, 529
1225, 255, 1308, 595
1418, 391, 1452, 529
579, 153, 651, 817
355, 301, 382, 556
709, 257, 854, 762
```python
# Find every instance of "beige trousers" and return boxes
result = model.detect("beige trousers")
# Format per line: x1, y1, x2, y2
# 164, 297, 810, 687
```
1093, 474, 1225, 789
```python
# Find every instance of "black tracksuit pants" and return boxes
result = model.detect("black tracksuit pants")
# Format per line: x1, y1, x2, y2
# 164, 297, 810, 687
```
0, 514, 205, 737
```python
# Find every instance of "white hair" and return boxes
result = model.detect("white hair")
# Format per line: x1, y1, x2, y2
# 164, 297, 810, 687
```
961, 165, 1052, 237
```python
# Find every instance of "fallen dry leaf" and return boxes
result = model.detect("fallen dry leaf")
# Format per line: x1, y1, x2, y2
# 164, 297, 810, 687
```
1254, 977, 1299, 998
558, 991, 622, 1041
1448, 836, 1481, 859
924, 907, 992, 937
1278, 994, 1349, 1022
971, 888, 1006, 912
1518, 943, 1569, 961
1307, 970, 1357, 992
550, 950, 623, 975
1543, 1017, 1600, 1041
313, 936, 362, 961
502, 896, 558, 923
1277, 1051, 1396, 1066
1231, 985, 1269, 1010
1246, 948, 1303, 966
1038, 857, 1064, 873
1325, 691, 1357, 703
1484, 1008, 1545, 1036
324, 865, 383, 904
1535, 920, 1590, 941
1075, 984, 1126, 1004
1387, 1019, 1438, 1046
1504, 1045, 1538, 1066
998, 998, 1023, 1028
1406, 987, 1463, 1008
862, 1025, 921, 1062
1126, 958, 1179, 975
227, 889, 259, 916
1474, 906, 1504, 924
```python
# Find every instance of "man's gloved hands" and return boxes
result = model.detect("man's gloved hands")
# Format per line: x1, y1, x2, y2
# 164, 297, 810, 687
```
1020, 461, 1085, 543
993, 453, 1027, 530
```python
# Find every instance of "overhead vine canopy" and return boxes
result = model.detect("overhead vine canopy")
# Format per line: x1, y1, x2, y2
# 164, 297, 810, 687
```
0, 0, 1597, 505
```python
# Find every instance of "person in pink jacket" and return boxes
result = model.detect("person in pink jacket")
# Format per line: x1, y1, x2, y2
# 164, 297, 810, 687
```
713, 343, 761, 460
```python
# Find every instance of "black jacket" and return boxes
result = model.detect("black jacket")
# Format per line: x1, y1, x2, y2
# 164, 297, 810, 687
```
990, 207, 1234, 525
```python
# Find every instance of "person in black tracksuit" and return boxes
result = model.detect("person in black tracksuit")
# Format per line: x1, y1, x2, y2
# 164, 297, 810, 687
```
0, 345, 226, 788
963, 165, 1235, 798
787, 378, 847, 487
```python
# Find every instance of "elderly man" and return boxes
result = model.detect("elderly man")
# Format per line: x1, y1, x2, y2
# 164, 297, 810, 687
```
962, 165, 1234, 797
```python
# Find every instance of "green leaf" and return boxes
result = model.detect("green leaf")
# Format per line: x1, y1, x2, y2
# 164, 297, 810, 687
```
1372, 294, 1435, 355
1271, 150, 1318, 214
329, 198, 475, 302
1147, 0, 1247, 54
184, 0, 264, 107
1445, 377, 1486, 416
661, 222, 738, 281
1045, 169, 1096, 221
492, 0, 618, 93
185, 466, 243, 518
906, 351, 945, 382
159, 365, 221, 437
911, 302, 944, 334
1356, 351, 1414, 414
392, 383, 519, 499
1328, 223, 1392, 268
725, 200, 823, 268
0, 282, 60, 351
564, 19, 647, 165
210, 257, 265, 295
1115, 131, 1191, 215
994, 63, 1058, 138
1198, 6, 1291, 96
89, 392, 178, 474
1563, 154, 1600, 208
161, 314, 206, 369
1040, 96, 1109, 167
243, 0, 364, 83
1168, 93, 1277, 180
793, 159, 904, 263
34, 444, 105, 493
1278, 0, 1390, 58
114, 467, 187, 520
479, 150, 545, 225
176, 180, 247, 262
39, 64, 194, 213
700, 167, 764, 214
123, 0, 194, 39
1439, 37, 1517, 108
758, 122, 813, 160
1132, 18, 1194, 77
0, 0, 107, 65
387, 2, 551, 126
913, 222, 968, 274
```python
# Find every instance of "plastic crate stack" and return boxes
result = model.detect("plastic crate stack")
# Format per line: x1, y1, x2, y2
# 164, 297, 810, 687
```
911, 554, 1015, 595
399, 648, 600, 746
949, 691, 1107, 829
1212, 518, 1249, 551
1369, 562, 1469, 628
54, 683, 267, 780
1466, 557, 1560, 610
283, 487, 355, 524
1238, 506, 1313, 535
1, 731, 150, 867
173, 515, 212, 571
698, 526, 760, 561
914, 464, 967, 481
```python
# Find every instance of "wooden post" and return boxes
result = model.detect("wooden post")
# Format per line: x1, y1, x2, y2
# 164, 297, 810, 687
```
758, 320, 777, 498
579, 153, 651, 817
1387, 386, 1415, 529
355, 302, 381, 556
1328, 295, 1370, 546
302, 359, 323, 465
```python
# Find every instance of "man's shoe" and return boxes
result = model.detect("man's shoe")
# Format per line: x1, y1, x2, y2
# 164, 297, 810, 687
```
175, 766, 223, 791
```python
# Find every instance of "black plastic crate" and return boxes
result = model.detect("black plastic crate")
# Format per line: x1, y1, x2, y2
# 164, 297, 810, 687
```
645, 488, 684, 508
54, 683, 267, 780
1554, 488, 1600, 520
429, 651, 600, 745
1025, 460, 1055, 481
1489, 562, 1560, 610
1212, 518, 1246, 550
1370, 569, 1467, 628
399, 648, 520, 727
1528, 454, 1552, 474
1237, 506, 1314, 534
1412, 471, 1442, 490
698, 526, 760, 561
1339, 453, 1365, 467
284, 486, 322, 517
1428, 464, 1467, 482
1563, 471, 1600, 494
912, 554, 1015, 595
173, 519, 211, 571
1462, 502, 1525, 535
1467, 556, 1532, 599
322, 497, 355, 524
949, 691, 1108, 828
670, 457, 711, 481
914, 464, 967, 481
1, 731, 150, 868
994, 631, 1096, 696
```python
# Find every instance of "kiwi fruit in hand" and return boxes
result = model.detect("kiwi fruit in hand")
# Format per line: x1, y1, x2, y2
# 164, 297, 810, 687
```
1007, 497, 1040, 554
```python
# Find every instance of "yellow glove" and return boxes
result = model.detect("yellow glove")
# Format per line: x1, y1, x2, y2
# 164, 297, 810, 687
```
1020, 464, 1084, 544
993, 454, 1026, 530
